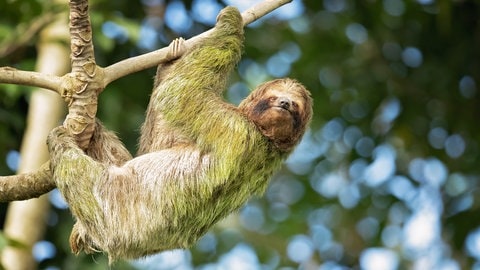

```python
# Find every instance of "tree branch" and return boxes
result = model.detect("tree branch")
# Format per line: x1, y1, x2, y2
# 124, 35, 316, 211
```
0, 67, 62, 93
62, 0, 99, 150
243, 0, 292, 25
0, 163, 55, 202
102, 0, 292, 86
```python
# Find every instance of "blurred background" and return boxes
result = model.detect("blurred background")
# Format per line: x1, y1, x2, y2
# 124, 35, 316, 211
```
0, 0, 479, 269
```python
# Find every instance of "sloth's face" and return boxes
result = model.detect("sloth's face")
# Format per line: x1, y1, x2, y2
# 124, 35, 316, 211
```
242, 79, 312, 152
252, 88, 303, 132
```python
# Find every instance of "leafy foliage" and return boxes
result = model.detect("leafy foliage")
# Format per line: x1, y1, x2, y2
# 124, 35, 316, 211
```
1, 0, 480, 269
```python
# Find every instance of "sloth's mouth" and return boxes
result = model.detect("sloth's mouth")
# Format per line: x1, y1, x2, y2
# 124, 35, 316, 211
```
274, 105, 291, 111
273, 106, 293, 115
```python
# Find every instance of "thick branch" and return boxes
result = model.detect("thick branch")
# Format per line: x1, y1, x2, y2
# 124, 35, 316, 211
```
0, 163, 55, 202
69, 0, 95, 72
0, 67, 62, 93
102, 0, 292, 86
64, 0, 99, 149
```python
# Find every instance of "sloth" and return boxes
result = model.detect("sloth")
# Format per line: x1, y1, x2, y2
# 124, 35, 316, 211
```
47, 6, 313, 262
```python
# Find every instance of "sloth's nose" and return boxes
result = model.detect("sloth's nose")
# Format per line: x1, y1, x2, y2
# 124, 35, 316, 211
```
279, 98, 291, 109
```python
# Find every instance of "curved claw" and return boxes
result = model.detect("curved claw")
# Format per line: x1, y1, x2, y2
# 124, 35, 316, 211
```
166, 38, 187, 61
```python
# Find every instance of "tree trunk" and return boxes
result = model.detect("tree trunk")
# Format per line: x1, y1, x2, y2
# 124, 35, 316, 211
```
1, 14, 68, 270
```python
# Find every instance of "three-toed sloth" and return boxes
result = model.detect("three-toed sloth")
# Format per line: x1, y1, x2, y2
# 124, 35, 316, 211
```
47, 6, 312, 262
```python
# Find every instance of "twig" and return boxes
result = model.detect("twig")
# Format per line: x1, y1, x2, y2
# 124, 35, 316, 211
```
0, 67, 63, 93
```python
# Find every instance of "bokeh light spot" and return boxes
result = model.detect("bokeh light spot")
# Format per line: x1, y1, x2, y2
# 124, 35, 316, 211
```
164, 1, 193, 34
428, 127, 448, 149
33, 241, 56, 262
323, 0, 347, 13
345, 23, 368, 44
382, 225, 402, 248
402, 47, 423, 68
356, 217, 379, 241
403, 209, 439, 255
383, 0, 406, 16
466, 228, 480, 260
191, 0, 222, 26
287, 235, 314, 263
459, 75, 477, 98
219, 244, 260, 270
319, 67, 342, 89
6, 150, 20, 171
322, 118, 344, 142
355, 137, 375, 157
423, 158, 448, 188
444, 134, 466, 158
363, 144, 396, 187
102, 21, 128, 43
239, 204, 265, 232
360, 248, 399, 270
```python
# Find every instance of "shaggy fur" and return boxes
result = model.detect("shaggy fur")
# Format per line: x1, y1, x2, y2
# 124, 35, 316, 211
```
47, 6, 312, 262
